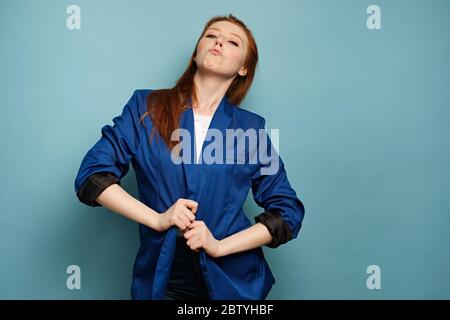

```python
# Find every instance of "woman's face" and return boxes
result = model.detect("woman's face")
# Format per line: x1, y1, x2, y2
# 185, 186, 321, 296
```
195, 21, 248, 78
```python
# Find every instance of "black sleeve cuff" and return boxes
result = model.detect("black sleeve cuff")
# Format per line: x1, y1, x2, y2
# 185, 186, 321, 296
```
76, 172, 120, 207
254, 209, 293, 248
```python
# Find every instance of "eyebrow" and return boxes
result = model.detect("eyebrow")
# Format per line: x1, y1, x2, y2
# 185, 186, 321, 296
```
206, 27, 245, 44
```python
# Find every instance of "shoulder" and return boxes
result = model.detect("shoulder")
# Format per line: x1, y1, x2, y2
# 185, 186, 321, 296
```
124, 89, 153, 118
233, 105, 266, 128
132, 88, 153, 100
130, 88, 153, 108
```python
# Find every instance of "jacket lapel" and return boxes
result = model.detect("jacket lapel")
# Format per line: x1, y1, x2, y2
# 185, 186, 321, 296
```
179, 94, 234, 201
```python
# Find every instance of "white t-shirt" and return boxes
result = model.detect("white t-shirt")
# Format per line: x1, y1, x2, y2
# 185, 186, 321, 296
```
193, 111, 213, 163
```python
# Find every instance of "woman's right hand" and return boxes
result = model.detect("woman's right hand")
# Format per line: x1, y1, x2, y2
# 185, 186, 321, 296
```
157, 198, 198, 232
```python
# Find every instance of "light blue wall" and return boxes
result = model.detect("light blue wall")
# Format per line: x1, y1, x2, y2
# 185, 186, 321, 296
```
1, 0, 449, 299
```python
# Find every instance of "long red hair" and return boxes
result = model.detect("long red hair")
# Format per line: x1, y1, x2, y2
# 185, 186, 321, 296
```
139, 14, 259, 149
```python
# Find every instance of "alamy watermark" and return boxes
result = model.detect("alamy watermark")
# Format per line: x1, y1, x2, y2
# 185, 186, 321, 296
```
367, 5, 382, 30
366, 265, 381, 290
66, 5, 81, 30
66, 265, 81, 290
170, 128, 280, 176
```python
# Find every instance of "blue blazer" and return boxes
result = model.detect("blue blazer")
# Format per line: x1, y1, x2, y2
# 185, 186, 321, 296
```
74, 89, 305, 300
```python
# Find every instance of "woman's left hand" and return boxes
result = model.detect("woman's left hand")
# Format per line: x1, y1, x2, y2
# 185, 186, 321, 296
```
183, 221, 222, 258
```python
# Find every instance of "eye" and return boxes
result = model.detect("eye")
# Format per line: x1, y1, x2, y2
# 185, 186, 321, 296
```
206, 34, 216, 39
229, 40, 239, 47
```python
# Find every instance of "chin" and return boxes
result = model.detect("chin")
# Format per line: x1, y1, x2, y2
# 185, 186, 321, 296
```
201, 62, 221, 72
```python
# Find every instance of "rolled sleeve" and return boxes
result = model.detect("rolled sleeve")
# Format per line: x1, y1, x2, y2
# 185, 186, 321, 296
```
76, 172, 121, 207
251, 117, 305, 248
74, 90, 144, 206
254, 209, 293, 248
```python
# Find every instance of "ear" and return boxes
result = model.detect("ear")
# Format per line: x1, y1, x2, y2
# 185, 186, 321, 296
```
238, 66, 247, 76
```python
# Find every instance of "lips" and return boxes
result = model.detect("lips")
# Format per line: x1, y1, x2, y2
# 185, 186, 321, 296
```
209, 48, 222, 56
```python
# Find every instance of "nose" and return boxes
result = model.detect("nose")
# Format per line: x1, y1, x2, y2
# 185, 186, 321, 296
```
215, 37, 223, 47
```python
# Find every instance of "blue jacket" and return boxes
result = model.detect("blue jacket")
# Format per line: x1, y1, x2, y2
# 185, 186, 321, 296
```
74, 89, 305, 300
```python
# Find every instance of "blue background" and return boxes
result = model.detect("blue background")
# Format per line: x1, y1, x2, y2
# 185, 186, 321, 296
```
1, 0, 449, 299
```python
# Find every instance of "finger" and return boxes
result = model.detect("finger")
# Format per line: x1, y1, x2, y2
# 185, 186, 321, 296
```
187, 240, 200, 252
191, 238, 203, 252
187, 238, 200, 250
183, 207, 196, 222
184, 228, 196, 239
173, 216, 186, 230
190, 220, 205, 228
180, 199, 198, 214
178, 214, 191, 230
175, 214, 191, 230
185, 221, 197, 231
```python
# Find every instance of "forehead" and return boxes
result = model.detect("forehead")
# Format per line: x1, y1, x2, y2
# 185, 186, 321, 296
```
206, 21, 247, 41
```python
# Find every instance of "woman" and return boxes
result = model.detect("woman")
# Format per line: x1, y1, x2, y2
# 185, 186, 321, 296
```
74, 14, 305, 300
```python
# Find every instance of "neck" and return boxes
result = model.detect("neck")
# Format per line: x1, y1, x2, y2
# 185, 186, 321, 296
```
192, 70, 235, 115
